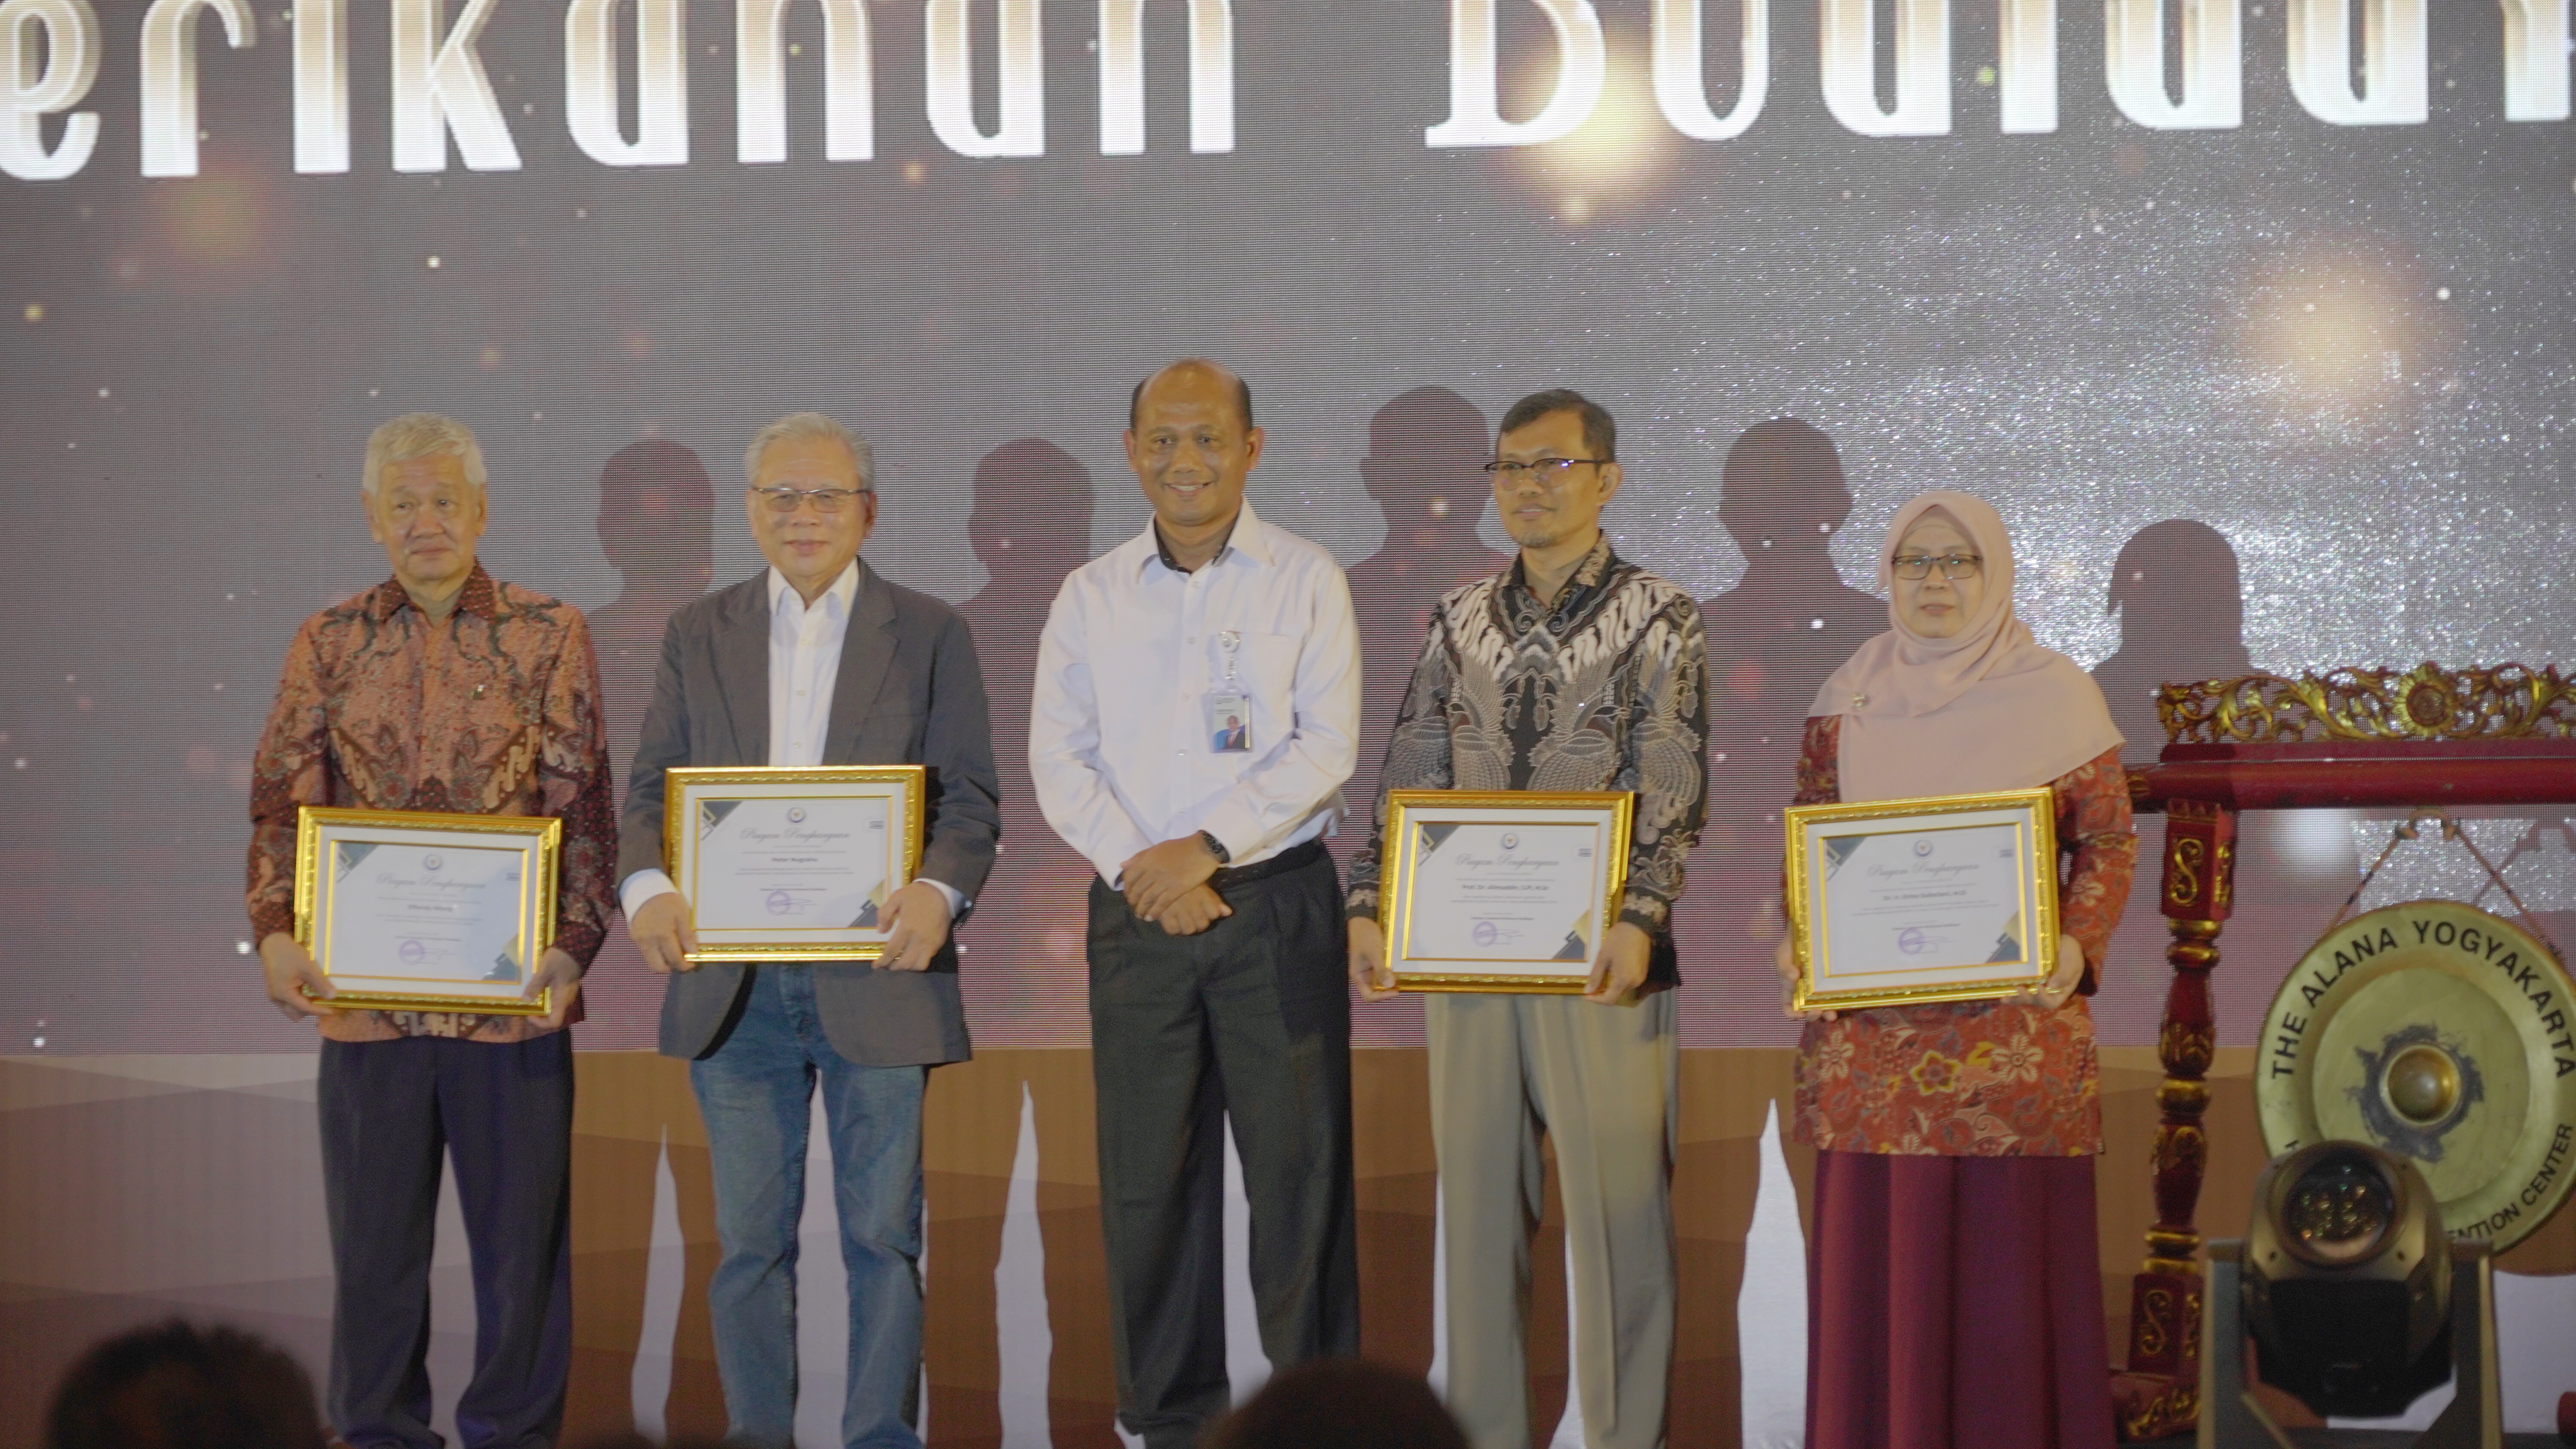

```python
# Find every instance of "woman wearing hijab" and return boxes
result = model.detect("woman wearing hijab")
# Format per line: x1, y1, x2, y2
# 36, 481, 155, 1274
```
1776, 491, 2137, 1449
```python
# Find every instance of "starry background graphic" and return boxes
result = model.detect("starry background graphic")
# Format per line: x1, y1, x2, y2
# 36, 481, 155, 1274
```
1, 0, 2569, 1053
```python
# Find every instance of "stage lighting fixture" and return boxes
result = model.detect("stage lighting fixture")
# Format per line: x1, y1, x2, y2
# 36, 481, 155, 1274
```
2201, 1141, 2500, 1449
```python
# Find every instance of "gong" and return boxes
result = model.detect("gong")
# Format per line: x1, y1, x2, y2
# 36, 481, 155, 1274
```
2256, 899, 2576, 1251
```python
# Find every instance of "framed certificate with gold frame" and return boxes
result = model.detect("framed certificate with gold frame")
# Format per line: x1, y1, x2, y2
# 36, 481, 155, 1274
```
1380, 789, 1633, 993
293, 805, 562, 1016
1784, 787, 2060, 1012
665, 766, 926, 962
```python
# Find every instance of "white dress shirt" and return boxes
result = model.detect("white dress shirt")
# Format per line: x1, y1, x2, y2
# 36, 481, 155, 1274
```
1030, 503, 1361, 887
620, 561, 966, 917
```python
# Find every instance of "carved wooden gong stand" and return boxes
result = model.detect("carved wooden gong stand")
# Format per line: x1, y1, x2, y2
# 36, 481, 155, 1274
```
2108, 664, 2576, 1441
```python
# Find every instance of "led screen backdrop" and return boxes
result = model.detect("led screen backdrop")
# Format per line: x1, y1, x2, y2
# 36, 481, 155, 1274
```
2, 0, 2571, 1054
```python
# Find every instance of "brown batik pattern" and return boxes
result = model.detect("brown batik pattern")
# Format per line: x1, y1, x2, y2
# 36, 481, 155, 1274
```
1790, 715, 2137, 1155
247, 567, 617, 1043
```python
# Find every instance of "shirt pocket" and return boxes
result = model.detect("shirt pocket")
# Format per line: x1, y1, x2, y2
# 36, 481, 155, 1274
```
1238, 632, 1302, 753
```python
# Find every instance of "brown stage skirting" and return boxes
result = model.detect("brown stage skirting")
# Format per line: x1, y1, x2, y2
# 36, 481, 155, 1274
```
5, 1046, 2572, 1448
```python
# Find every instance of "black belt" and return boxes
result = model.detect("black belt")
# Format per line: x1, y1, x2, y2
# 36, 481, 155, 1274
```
1208, 839, 1327, 891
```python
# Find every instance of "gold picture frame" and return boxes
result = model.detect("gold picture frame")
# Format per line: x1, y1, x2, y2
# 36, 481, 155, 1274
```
293, 805, 562, 1016
1381, 789, 1634, 993
1784, 786, 2060, 1012
664, 765, 927, 962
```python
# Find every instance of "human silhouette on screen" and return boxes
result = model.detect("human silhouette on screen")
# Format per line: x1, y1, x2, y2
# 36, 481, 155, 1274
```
1694, 418, 1884, 915
931, 439, 1124, 1447
1331, 386, 1512, 1382
962, 440, 1100, 956
1346, 387, 1514, 811
571, 439, 725, 1439
588, 441, 716, 792
1654, 420, 1886, 1435
2090, 519, 2253, 765
2087, 520, 2357, 1047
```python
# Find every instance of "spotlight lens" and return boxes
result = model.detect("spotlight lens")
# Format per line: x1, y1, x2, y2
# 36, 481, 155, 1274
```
2284, 1159, 2394, 1265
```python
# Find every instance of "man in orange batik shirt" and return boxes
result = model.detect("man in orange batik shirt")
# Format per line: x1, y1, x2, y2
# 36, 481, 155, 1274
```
246, 413, 618, 1449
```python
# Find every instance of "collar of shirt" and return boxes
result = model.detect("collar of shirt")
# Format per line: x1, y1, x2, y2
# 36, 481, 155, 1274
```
766, 558, 862, 623
1140, 503, 1272, 579
364, 564, 501, 621
1500, 531, 1618, 630
763, 557, 862, 773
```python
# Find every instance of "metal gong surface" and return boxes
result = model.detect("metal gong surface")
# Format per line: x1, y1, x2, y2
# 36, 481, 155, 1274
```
2256, 899, 2576, 1250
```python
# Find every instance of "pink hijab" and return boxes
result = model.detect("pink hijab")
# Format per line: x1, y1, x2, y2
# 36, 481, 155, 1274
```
1808, 491, 2123, 804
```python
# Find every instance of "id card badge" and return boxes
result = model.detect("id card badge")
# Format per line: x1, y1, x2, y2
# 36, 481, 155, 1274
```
1205, 692, 1252, 753
1205, 630, 1252, 752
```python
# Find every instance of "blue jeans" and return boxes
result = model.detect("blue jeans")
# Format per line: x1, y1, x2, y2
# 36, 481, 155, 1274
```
690, 967, 930, 1449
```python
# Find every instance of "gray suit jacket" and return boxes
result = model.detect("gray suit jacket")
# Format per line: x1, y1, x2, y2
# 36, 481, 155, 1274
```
619, 566, 999, 1066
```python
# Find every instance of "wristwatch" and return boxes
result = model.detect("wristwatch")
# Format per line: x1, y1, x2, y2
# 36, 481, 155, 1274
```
1198, 830, 1232, 865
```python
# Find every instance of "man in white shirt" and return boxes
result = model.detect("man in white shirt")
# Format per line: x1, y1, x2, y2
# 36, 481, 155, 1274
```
1029, 359, 1364, 1449
619, 412, 1000, 1449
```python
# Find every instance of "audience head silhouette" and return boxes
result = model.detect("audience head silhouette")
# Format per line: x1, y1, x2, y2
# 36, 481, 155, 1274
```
1203, 1358, 1470, 1449
1719, 418, 1851, 554
45, 1320, 326, 1449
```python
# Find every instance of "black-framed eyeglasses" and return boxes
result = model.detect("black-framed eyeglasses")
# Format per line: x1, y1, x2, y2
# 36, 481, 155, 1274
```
751, 485, 872, 515
1890, 553, 1984, 580
1482, 457, 1610, 482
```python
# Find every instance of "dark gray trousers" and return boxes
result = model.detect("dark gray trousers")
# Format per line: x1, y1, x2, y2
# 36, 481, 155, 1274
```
1085, 846, 1361, 1449
319, 1031, 575, 1449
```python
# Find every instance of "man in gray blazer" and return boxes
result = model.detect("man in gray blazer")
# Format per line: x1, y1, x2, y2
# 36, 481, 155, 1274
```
619, 411, 1000, 1449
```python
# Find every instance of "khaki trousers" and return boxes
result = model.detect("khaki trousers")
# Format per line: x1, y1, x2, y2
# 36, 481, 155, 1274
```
1427, 990, 1678, 1449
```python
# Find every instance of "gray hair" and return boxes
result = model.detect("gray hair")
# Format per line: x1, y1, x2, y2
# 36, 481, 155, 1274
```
744, 412, 875, 490
362, 413, 489, 498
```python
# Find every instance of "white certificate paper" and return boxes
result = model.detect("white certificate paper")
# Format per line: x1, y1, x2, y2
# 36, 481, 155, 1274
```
302, 814, 556, 1011
1401, 822, 1605, 965
1790, 790, 2057, 1009
666, 767, 924, 960
1817, 823, 2025, 975
1382, 791, 1633, 991
327, 840, 527, 980
691, 797, 893, 932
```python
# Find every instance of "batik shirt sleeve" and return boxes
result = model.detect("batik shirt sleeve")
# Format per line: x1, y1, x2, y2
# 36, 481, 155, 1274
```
538, 611, 617, 970
1613, 594, 1708, 937
1344, 610, 1458, 921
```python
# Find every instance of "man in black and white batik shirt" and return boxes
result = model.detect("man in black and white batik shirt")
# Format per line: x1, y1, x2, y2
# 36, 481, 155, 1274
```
1347, 388, 1707, 1449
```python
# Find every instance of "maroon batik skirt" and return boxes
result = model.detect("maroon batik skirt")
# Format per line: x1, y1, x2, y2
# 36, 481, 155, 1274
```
1804, 1150, 2115, 1449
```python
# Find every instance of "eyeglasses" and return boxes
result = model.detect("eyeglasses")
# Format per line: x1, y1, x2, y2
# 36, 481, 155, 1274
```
752, 485, 871, 515
1890, 553, 1984, 580
1482, 458, 1609, 482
